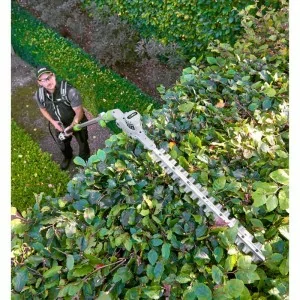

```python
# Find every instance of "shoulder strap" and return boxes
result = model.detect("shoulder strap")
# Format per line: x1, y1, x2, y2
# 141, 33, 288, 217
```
38, 87, 46, 107
60, 80, 71, 106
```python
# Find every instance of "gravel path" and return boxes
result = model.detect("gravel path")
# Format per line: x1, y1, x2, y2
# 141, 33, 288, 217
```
11, 52, 111, 177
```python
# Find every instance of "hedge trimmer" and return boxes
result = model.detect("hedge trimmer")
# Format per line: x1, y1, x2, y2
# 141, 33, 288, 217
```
65, 109, 265, 262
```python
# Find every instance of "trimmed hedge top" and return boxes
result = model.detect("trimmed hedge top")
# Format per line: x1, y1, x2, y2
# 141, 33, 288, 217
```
11, 120, 70, 212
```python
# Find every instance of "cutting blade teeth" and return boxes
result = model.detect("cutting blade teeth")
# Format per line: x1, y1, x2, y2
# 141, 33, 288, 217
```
251, 255, 262, 263
191, 193, 198, 200
184, 186, 191, 194
207, 196, 216, 203
200, 188, 208, 196
203, 206, 211, 214
171, 174, 178, 181
238, 226, 254, 241
186, 176, 195, 184
253, 242, 263, 250
223, 211, 230, 218
178, 180, 186, 187
152, 147, 266, 261
170, 159, 177, 166
242, 245, 252, 254
216, 204, 223, 211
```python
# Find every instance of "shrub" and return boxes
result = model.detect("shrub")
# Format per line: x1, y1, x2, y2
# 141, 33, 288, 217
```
16, 0, 88, 43
135, 38, 186, 67
87, 0, 282, 58
11, 2, 288, 298
11, 120, 70, 213
88, 13, 140, 67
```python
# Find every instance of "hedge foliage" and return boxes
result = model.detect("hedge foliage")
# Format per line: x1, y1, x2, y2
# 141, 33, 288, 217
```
11, 1, 158, 118
11, 120, 70, 213
11, 2, 288, 299
87, 0, 282, 58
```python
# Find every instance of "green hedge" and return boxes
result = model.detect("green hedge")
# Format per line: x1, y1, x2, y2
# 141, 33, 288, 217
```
11, 120, 70, 212
11, 2, 158, 118
89, 0, 282, 58
11, 2, 288, 298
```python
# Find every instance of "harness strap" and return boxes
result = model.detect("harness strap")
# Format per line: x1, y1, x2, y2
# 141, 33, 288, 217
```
38, 87, 45, 107
60, 81, 71, 106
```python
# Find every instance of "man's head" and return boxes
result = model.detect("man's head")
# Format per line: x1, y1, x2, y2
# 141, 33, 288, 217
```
36, 66, 56, 93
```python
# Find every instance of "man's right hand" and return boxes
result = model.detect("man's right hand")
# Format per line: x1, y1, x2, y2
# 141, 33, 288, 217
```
52, 120, 64, 132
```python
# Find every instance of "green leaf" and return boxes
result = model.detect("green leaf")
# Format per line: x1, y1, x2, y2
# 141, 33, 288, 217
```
84, 207, 95, 224
68, 282, 84, 296
269, 169, 289, 185
235, 270, 260, 284
237, 256, 252, 269
73, 156, 86, 167
96, 291, 113, 300
225, 222, 239, 243
66, 255, 74, 270
148, 249, 158, 265
262, 98, 273, 110
226, 279, 245, 298
112, 267, 133, 283
279, 258, 289, 275
152, 238, 163, 246
43, 266, 62, 279
224, 255, 237, 272
125, 287, 140, 300
73, 265, 94, 277
77, 236, 88, 251
266, 195, 278, 211
278, 187, 289, 210
73, 199, 89, 211
11, 218, 27, 235
153, 261, 164, 279
264, 87, 276, 97
162, 243, 171, 260
143, 286, 162, 299
96, 149, 106, 161
12, 267, 28, 292
213, 247, 224, 263
192, 282, 212, 300
252, 189, 267, 207
213, 176, 226, 190
178, 102, 195, 113
26, 255, 44, 267
207, 57, 217, 65
87, 155, 100, 166
250, 218, 264, 229
176, 275, 191, 283
253, 181, 278, 193
124, 237, 133, 251
212, 265, 223, 284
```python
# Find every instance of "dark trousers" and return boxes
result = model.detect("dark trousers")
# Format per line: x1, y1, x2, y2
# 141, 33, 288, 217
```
56, 127, 90, 161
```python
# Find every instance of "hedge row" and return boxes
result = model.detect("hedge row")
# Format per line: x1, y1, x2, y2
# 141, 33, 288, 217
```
11, 1, 158, 119
88, 0, 282, 58
11, 120, 70, 213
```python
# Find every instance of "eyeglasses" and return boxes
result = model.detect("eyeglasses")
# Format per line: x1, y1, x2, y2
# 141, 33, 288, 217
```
38, 73, 53, 83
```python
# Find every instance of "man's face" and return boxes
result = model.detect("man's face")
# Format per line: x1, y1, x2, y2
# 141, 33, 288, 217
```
38, 72, 56, 93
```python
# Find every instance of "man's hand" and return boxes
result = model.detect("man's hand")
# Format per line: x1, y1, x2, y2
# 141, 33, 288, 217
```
52, 120, 64, 132
64, 125, 73, 137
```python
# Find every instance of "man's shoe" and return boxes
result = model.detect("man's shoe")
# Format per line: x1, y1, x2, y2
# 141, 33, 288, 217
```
60, 157, 72, 170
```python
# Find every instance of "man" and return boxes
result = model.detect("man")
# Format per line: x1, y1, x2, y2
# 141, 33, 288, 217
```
34, 66, 90, 170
